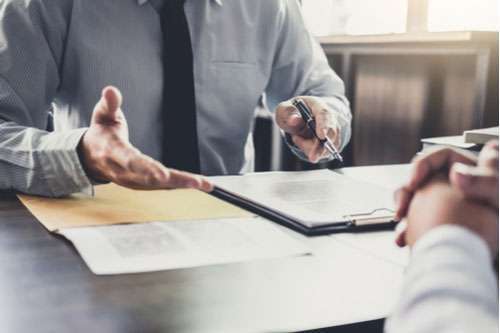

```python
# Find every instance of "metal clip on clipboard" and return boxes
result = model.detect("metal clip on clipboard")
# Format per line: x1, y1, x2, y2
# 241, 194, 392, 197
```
344, 208, 397, 227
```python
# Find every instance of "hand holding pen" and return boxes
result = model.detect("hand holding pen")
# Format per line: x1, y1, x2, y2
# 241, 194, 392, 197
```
292, 98, 343, 163
275, 96, 343, 163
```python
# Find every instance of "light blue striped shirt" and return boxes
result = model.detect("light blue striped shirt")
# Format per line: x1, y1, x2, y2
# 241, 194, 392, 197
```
0, 0, 351, 197
386, 225, 498, 333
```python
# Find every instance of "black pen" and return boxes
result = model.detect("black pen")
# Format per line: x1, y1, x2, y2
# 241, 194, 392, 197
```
292, 98, 343, 163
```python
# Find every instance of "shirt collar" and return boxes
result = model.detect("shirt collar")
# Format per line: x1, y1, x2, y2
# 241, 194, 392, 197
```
137, 0, 223, 6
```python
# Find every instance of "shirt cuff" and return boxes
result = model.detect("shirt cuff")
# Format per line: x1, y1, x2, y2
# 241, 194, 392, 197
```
412, 224, 492, 265
322, 96, 351, 152
38, 128, 94, 197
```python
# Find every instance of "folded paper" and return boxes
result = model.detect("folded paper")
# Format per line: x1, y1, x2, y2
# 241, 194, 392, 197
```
18, 184, 253, 232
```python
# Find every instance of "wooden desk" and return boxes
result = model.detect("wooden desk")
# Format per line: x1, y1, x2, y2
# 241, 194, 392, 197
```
0, 165, 410, 333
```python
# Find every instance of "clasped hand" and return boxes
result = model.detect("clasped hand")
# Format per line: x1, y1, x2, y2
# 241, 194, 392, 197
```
394, 141, 499, 254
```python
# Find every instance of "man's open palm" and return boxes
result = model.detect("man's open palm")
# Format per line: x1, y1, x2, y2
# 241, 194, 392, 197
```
78, 86, 212, 192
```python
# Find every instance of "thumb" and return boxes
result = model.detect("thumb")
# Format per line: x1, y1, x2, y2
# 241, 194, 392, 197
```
450, 163, 499, 210
275, 101, 308, 136
394, 220, 408, 247
478, 141, 499, 171
93, 86, 123, 123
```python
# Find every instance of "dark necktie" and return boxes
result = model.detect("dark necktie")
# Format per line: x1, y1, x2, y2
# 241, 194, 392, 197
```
159, 0, 201, 173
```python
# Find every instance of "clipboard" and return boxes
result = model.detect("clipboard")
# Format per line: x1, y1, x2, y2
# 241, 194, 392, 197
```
209, 170, 398, 236
211, 187, 396, 236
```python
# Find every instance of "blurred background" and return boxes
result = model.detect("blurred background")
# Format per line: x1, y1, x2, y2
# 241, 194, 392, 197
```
302, 0, 498, 35
253, 0, 499, 171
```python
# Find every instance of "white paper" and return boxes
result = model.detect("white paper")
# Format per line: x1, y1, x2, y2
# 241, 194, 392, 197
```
263, 241, 405, 332
331, 231, 410, 267
58, 217, 310, 275
337, 164, 411, 192
212, 169, 395, 227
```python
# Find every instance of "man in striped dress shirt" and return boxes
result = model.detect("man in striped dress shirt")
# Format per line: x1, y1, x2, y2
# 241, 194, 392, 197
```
0, 0, 351, 196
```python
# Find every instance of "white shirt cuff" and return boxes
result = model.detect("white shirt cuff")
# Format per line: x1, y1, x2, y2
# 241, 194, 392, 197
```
39, 128, 94, 197
412, 224, 493, 265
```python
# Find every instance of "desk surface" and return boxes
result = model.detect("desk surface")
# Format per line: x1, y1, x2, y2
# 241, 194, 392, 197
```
0, 165, 410, 333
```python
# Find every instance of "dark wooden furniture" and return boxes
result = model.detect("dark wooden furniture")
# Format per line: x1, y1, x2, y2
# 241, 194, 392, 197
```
320, 31, 499, 166
0, 165, 409, 333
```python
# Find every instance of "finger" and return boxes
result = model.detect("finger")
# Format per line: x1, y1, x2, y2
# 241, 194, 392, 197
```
450, 163, 499, 210
309, 144, 327, 163
114, 151, 213, 191
329, 127, 341, 150
408, 147, 477, 190
292, 135, 318, 162
303, 98, 332, 141
292, 135, 324, 163
307, 139, 326, 163
485, 140, 499, 150
200, 177, 214, 192
103, 86, 122, 112
94, 86, 123, 123
318, 145, 333, 161
132, 156, 209, 190
275, 101, 309, 136
394, 220, 408, 247
478, 142, 499, 171
394, 186, 413, 220
164, 169, 214, 192
302, 98, 341, 148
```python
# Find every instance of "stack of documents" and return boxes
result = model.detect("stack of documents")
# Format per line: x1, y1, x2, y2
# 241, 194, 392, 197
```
18, 169, 401, 274
18, 184, 309, 275
59, 217, 309, 275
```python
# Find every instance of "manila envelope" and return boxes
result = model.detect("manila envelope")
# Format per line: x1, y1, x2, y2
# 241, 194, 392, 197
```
18, 183, 253, 232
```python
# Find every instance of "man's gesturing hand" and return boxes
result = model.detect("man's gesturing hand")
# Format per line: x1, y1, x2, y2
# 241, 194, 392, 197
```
78, 86, 213, 192
275, 96, 341, 163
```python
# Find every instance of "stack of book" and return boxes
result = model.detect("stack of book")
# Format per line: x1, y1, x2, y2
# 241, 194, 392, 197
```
463, 127, 499, 145
421, 127, 498, 153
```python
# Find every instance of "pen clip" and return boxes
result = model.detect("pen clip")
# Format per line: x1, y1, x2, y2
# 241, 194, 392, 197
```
292, 99, 312, 120
293, 99, 320, 139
